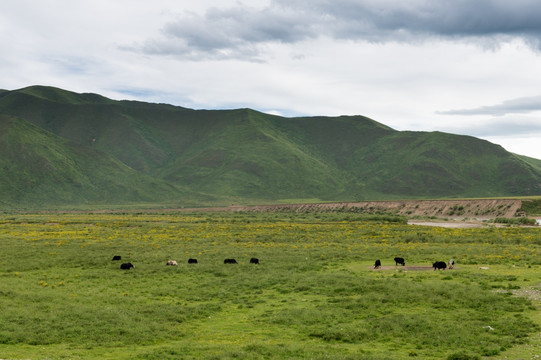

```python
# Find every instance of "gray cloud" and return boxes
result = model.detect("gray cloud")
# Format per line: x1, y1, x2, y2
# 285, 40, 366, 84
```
439, 96, 541, 116
444, 118, 541, 138
309, 0, 541, 39
137, 0, 541, 60
140, 4, 317, 60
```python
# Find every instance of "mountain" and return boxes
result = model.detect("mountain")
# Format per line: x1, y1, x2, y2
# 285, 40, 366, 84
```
0, 85, 540, 208
0, 114, 216, 208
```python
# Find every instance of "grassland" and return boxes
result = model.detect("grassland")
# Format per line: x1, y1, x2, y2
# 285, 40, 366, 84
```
0, 211, 540, 359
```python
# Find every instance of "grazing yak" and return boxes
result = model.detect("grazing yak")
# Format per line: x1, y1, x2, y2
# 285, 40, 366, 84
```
112, 255, 121, 261
188, 258, 198, 264
448, 259, 455, 269
374, 259, 381, 269
166, 260, 178, 266
250, 257, 259, 264
120, 263, 134, 270
224, 258, 238, 264
433, 261, 447, 270
394, 257, 405, 266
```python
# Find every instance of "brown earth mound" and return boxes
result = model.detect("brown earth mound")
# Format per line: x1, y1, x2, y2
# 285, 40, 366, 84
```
188, 199, 523, 218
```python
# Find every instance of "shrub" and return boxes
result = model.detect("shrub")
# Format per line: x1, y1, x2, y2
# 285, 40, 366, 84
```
447, 352, 480, 360
493, 217, 537, 225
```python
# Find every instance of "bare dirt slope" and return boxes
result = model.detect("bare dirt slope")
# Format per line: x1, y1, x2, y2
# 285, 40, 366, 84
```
194, 199, 523, 218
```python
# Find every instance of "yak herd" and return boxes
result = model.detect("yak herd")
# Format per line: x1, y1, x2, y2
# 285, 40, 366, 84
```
112, 255, 259, 269
113, 254, 454, 271
373, 257, 455, 270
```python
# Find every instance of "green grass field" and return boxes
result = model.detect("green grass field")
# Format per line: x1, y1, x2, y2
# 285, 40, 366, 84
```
0, 211, 539, 359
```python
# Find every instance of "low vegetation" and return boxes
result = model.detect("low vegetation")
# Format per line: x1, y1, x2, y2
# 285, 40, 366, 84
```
518, 198, 541, 216
493, 217, 538, 225
0, 211, 539, 359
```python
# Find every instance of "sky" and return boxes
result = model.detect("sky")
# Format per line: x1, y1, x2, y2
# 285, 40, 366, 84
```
2, 0, 541, 159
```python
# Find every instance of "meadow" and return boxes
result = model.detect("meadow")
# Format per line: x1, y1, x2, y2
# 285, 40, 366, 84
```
0, 211, 539, 359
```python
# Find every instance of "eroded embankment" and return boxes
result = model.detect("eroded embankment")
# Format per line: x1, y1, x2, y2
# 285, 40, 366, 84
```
203, 199, 524, 218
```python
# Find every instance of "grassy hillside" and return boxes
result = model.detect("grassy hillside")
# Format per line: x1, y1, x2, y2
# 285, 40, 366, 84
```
154, 110, 378, 199
516, 154, 541, 172
347, 131, 541, 198
0, 85, 540, 207
0, 114, 208, 208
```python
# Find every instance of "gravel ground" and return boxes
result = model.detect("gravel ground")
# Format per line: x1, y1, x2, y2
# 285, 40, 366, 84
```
512, 285, 541, 301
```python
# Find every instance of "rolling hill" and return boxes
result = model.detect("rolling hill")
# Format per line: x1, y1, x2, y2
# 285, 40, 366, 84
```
0, 85, 540, 208
0, 114, 212, 208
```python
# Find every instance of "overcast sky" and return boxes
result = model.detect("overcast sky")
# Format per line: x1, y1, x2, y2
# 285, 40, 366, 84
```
2, 0, 541, 159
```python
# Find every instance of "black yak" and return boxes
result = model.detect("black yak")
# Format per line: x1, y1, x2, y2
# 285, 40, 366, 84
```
433, 261, 447, 270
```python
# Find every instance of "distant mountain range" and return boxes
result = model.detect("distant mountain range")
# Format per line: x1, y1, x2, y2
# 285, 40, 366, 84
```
1, 85, 540, 208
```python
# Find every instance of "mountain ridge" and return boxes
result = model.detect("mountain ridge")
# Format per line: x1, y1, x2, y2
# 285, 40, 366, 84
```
0, 85, 540, 208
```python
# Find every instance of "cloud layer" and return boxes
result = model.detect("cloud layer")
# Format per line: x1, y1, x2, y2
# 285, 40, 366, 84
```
138, 0, 541, 60
440, 96, 541, 116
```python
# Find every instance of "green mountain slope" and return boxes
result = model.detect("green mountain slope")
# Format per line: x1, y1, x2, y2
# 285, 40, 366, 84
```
516, 154, 541, 172
347, 131, 541, 198
0, 85, 540, 207
0, 114, 201, 208
155, 109, 346, 198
